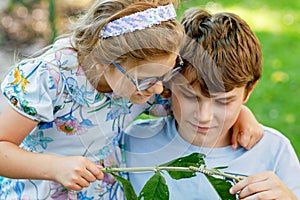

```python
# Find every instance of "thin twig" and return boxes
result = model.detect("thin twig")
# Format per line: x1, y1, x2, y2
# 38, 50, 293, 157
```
101, 166, 243, 181
101, 166, 193, 173
189, 166, 243, 181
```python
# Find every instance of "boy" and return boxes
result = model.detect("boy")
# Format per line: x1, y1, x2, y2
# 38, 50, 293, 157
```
124, 8, 300, 199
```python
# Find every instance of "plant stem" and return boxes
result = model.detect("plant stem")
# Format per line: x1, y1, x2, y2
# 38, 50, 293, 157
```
102, 166, 193, 173
101, 166, 243, 181
188, 166, 243, 181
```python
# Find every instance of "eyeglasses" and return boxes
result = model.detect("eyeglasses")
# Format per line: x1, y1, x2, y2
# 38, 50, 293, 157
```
112, 56, 184, 91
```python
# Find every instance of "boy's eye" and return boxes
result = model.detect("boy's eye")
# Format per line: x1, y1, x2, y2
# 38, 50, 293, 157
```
182, 91, 197, 99
215, 99, 230, 105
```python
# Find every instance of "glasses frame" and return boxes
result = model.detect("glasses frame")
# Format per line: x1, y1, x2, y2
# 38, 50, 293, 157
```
112, 56, 184, 91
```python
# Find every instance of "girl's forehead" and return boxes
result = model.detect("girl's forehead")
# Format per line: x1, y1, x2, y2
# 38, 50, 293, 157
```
125, 54, 177, 73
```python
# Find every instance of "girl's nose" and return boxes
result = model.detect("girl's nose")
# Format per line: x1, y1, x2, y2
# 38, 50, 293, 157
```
145, 81, 164, 94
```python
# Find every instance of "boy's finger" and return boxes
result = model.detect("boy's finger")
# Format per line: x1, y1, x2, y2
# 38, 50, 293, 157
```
230, 178, 248, 194
230, 172, 269, 194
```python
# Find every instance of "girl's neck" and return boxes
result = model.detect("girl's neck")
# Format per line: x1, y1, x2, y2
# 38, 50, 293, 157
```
96, 76, 113, 93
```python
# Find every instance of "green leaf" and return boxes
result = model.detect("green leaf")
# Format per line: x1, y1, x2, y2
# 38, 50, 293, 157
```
160, 152, 206, 180
111, 173, 138, 200
213, 166, 228, 170
138, 171, 169, 200
205, 175, 236, 200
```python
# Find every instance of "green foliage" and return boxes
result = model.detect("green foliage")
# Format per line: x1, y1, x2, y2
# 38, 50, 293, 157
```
205, 175, 236, 200
160, 152, 205, 179
7, 0, 41, 11
138, 171, 169, 200
5, 0, 57, 43
111, 174, 138, 200
106, 153, 238, 200
48, 0, 57, 42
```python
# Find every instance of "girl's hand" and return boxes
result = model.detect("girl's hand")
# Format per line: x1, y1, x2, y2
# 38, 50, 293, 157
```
230, 171, 297, 200
231, 106, 263, 150
52, 156, 104, 191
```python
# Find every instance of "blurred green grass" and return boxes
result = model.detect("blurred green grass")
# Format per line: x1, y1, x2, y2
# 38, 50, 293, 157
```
177, 0, 300, 158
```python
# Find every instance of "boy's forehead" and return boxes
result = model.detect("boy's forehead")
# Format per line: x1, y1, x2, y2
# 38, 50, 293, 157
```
176, 76, 241, 99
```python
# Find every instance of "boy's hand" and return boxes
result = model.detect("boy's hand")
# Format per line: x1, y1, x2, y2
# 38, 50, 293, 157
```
231, 106, 263, 150
52, 156, 104, 191
230, 171, 297, 200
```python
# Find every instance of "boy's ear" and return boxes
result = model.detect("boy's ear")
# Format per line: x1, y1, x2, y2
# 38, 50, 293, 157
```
243, 80, 258, 103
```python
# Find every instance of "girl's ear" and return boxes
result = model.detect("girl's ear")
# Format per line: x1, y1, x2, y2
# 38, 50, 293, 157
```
95, 63, 106, 71
243, 80, 258, 103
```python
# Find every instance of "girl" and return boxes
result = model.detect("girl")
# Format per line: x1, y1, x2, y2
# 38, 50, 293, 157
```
0, 0, 261, 199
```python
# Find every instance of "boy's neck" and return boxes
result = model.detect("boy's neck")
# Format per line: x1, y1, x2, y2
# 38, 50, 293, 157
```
176, 121, 232, 148
190, 132, 231, 148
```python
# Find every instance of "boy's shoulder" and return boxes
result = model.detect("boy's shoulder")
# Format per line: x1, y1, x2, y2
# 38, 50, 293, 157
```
262, 125, 290, 142
125, 116, 172, 138
258, 125, 293, 151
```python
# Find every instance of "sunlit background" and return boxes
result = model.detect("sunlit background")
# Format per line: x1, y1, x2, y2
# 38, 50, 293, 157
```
0, 0, 299, 158
177, 0, 300, 158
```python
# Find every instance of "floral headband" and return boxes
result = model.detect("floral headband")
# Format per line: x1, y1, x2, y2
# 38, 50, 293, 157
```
99, 4, 176, 39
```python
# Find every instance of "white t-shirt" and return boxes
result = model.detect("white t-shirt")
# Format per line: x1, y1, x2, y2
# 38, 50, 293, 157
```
125, 116, 300, 200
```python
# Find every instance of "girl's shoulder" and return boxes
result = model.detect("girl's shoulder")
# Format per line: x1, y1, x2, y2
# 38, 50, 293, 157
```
1, 37, 100, 120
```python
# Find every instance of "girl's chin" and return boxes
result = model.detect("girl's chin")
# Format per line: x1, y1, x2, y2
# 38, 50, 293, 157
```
130, 94, 152, 104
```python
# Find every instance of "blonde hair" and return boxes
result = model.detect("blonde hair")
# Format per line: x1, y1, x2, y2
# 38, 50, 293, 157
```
180, 8, 262, 97
61, 0, 184, 87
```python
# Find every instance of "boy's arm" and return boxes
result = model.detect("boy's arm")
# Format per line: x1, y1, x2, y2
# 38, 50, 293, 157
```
230, 171, 297, 200
231, 105, 263, 150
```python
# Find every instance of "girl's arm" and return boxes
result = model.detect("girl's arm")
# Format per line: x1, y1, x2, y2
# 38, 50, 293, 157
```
0, 106, 103, 191
231, 105, 263, 150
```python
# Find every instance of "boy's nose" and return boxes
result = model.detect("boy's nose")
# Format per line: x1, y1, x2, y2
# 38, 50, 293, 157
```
196, 101, 213, 123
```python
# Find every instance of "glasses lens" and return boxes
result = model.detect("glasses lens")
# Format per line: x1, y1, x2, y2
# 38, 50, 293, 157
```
134, 56, 184, 90
162, 66, 182, 82
137, 67, 183, 90
136, 78, 158, 90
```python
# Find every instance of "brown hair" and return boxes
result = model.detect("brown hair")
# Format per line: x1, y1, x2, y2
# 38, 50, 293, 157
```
180, 8, 262, 97
63, 0, 184, 87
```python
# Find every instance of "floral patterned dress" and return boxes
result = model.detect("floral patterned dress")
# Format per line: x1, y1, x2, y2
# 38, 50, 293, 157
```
0, 38, 163, 200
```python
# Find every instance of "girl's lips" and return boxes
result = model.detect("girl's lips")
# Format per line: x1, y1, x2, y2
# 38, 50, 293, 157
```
136, 92, 153, 98
134, 93, 153, 101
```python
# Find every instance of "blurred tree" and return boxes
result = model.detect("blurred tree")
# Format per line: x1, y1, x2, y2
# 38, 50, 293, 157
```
0, 0, 52, 48
0, 0, 91, 50
7, 0, 42, 11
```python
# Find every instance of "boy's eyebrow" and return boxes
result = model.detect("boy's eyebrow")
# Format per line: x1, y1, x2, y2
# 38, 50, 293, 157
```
177, 84, 238, 101
210, 94, 237, 100
177, 84, 196, 94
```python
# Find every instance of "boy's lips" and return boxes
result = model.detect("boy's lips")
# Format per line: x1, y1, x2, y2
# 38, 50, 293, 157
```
189, 122, 212, 133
